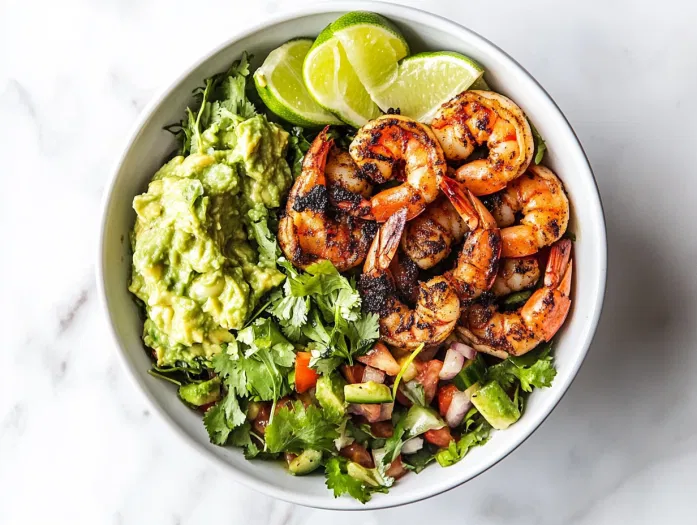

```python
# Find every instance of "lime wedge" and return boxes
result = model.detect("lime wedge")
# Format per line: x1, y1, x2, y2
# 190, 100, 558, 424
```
303, 12, 409, 127
374, 52, 485, 123
254, 38, 341, 127
330, 12, 410, 95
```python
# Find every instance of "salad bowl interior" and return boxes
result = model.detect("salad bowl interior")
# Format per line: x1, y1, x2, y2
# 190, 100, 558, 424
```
98, 1, 606, 510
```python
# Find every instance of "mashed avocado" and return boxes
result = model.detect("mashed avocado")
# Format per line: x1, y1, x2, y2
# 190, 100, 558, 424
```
129, 60, 293, 369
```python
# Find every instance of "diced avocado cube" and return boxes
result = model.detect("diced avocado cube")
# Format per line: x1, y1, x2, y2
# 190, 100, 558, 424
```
178, 377, 221, 407
468, 381, 520, 430
403, 405, 446, 437
344, 381, 392, 404
452, 354, 487, 391
316, 373, 347, 421
288, 449, 322, 475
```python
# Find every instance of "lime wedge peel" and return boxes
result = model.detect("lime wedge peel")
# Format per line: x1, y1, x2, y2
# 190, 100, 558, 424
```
303, 12, 409, 127
254, 38, 341, 127
374, 51, 485, 123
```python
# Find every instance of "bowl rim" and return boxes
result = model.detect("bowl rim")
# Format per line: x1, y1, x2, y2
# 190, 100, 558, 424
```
97, 0, 607, 510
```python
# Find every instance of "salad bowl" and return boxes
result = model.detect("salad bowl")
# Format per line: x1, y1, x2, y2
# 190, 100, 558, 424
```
97, 1, 607, 510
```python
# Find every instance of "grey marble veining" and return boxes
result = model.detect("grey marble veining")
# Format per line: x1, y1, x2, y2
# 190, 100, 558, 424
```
2, 0, 697, 523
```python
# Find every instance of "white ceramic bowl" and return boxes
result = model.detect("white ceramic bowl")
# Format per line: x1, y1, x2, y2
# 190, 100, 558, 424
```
97, 1, 607, 510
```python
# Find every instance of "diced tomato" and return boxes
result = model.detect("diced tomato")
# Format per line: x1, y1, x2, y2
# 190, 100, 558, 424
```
424, 426, 454, 448
340, 443, 374, 468
386, 455, 409, 479
199, 402, 216, 413
370, 420, 394, 438
358, 342, 401, 376
284, 452, 297, 465
295, 351, 318, 393
341, 363, 365, 384
253, 403, 271, 435
416, 359, 443, 404
437, 384, 460, 417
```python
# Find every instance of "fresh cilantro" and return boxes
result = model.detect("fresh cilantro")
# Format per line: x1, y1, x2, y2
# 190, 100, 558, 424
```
267, 259, 379, 372
236, 318, 295, 401
165, 53, 256, 156
286, 126, 313, 177
435, 423, 491, 467
325, 457, 381, 504
400, 380, 426, 407
486, 343, 557, 392
147, 368, 182, 386
402, 444, 438, 473
203, 322, 296, 446
500, 290, 533, 310
246, 205, 280, 269
264, 401, 339, 453
288, 260, 362, 322
529, 120, 547, 165
381, 411, 408, 466
229, 421, 262, 458
203, 391, 246, 445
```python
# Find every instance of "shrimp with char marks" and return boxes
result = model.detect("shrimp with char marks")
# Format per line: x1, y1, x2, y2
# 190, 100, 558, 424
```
488, 165, 569, 258
457, 239, 573, 358
439, 177, 502, 302
278, 128, 376, 272
348, 114, 446, 222
359, 209, 460, 350
491, 256, 541, 297
324, 146, 374, 215
431, 90, 534, 196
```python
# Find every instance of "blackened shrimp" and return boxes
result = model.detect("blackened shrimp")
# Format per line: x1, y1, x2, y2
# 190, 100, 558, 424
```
457, 239, 573, 358
488, 165, 569, 257
359, 209, 460, 350
325, 146, 374, 215
491, 256, 540, 297
431, 90, 534, 196
278, 128, 376, 272
439, 177, 502, 302
349, 114, 446, 222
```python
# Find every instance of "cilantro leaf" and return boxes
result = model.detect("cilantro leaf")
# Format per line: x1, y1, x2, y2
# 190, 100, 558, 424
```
264, 401, 339, 453
485, 343, 557, 392
203, 391, 246, 445
286, 126, 313, 177
165, 52, 256, 156
324, 457, 374, 504
402, 445, 437, 473
529, 120, 547, 165
229, 421, 262, 458
400, 380, 426, 407
267, 259, 379, 372
382, 411, 408, 466
246, 205, 280, 269
435, 423, 491, 467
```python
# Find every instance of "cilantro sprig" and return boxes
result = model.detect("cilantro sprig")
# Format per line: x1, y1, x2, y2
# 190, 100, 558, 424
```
268, 260, 380, 374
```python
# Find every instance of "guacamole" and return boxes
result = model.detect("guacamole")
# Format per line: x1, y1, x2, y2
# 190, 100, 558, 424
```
129, 112, 292, 368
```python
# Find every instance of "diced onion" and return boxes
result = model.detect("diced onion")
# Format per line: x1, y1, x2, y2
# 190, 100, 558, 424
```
401, 437, 424, 455
445, 391, 472, 428
450, 341, 476, 360
439, 348, 465, 380
377, 402, 394, 422
362, 365, 386, 384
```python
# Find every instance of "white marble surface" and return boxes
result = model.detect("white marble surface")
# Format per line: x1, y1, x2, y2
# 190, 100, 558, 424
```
2, 0, 697, 522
